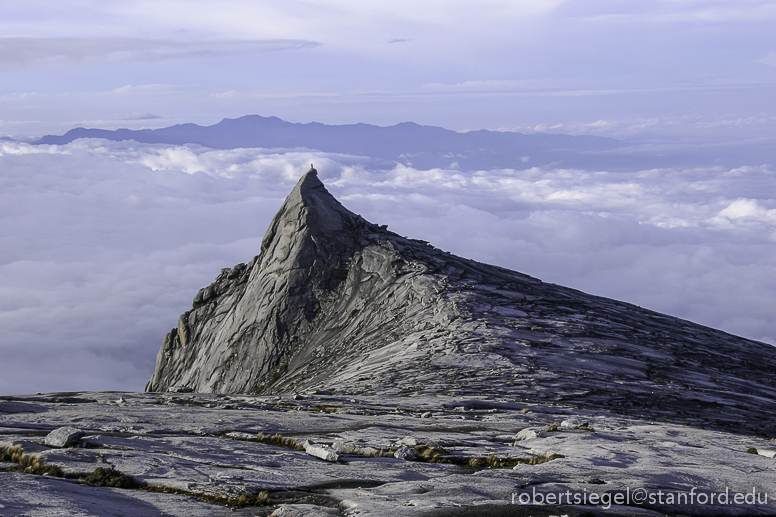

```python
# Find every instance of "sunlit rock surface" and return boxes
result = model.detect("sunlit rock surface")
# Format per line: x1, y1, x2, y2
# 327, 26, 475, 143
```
4, 168, 774, 516
147, 167, 776, 439
1, 392, 775, 516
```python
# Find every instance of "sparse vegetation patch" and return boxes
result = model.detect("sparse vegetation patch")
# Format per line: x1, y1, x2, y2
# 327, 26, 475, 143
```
406, 444, 564, 468
466, 452, 565, 468
414, 445, 448, 463
82, 467, 139, 488
143, 485, 270, 507
255, 432, 304, 451
0, 444, 63, 476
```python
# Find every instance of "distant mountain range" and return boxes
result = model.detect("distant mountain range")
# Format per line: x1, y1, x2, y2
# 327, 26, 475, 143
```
35, 115, 624, 170
34, 115, 774, 170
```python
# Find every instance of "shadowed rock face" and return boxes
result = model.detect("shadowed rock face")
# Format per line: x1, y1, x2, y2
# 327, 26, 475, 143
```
147, 167, 776, 436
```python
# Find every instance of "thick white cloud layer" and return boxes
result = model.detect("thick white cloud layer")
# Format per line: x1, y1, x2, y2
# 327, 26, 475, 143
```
1, 139, 773, 394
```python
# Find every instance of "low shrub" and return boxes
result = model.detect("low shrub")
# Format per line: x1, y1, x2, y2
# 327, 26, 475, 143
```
143, 485, 270, 507
82, 467, 139, 488
255, 432, 304, 451
415, 445, 448, 463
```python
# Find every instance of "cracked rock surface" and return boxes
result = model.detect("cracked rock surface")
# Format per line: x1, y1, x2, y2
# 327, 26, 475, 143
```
5, 169, 773, 515
147, 167, 776, 439
1, 392, 775, 516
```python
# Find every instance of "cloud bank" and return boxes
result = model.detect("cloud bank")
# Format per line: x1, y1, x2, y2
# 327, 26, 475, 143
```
0, 139, 773, 394
0, 37, 320, 67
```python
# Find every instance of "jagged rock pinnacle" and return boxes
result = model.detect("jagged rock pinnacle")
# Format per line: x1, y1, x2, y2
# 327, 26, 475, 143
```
146, 171, 776, 436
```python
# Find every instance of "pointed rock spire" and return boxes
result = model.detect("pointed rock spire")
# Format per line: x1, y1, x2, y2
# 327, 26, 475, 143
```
260, 163, 357, 257
147, 167, 377, 394
146, 169, 776, 437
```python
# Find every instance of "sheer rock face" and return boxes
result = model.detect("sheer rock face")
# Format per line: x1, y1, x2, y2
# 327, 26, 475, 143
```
146, 168, 776, 435
145, 167, 450, 394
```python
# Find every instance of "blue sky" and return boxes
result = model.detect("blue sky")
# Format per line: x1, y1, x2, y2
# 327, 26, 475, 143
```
1, 0, 774, 139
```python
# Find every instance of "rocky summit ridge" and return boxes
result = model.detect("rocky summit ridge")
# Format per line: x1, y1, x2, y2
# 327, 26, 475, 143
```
3, 167, 775, 517
147, 167, 776, 437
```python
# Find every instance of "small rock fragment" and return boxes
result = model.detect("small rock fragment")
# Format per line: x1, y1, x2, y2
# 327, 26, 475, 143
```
225, 432, 255, 440
515, 428, 539, 442
168, 386, 193, 393
303, 440, 339, 462
421, 412, 432, 418
45, 426, 84, 448
332, 441, 379, 456
394, 446, 417, 461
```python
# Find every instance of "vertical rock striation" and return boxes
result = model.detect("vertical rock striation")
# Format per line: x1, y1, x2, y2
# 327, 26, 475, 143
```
147, 167, 776, 436
146, 166, 456, 394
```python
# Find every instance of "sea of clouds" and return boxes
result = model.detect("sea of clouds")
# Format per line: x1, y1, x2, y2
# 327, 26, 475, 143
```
1, 139, 774, 394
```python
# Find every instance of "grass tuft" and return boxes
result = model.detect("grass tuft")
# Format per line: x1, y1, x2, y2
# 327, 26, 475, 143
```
0, 444, 63, 477
746, 447, 759, 454
370, 448, 396, 457
417, 447, 565, 469
255, 432, 304, 451
468, 457, 486, 467
415, 445, 448, 463
529, 452, 565, 465
82, 467, 139, 488
143, 485, 270, 507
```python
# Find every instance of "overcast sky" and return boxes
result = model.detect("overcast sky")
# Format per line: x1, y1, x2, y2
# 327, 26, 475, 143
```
0, 1, 774, 394
1, 0, 774, 140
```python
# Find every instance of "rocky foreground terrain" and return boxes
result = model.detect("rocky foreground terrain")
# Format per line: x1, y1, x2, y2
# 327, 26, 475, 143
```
3, 168, 775, 515
2, 391, 775, 516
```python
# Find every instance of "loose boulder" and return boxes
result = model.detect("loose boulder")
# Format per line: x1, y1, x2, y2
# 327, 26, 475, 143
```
302, 440, 339, 462
332, 441, 379, 456
44, 426, 83, 448
514, 428, 541, 442
394, 446, 417, 461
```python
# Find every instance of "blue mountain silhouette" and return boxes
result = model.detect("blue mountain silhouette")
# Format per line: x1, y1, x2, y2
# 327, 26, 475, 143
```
34, 115, 773, 170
